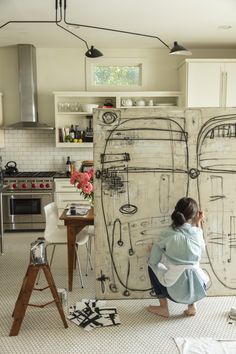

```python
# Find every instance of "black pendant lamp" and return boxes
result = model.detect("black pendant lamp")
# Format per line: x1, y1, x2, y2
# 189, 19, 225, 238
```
85, 46, 103, 58
169, 41, 192, 56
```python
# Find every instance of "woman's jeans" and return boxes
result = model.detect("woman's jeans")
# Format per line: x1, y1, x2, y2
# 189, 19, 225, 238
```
148, 266, 175, 301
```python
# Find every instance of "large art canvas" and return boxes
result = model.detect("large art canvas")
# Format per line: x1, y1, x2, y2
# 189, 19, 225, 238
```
93, 107, 236, 299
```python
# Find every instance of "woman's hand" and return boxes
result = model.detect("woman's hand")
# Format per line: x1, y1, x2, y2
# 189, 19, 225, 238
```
198, 211, 205, 222
193, 210, 205, 227
147, 242, 153, 253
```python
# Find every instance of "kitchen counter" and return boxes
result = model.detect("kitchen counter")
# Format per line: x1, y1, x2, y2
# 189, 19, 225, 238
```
0, 184, 9, 254
53, 172, 69, 179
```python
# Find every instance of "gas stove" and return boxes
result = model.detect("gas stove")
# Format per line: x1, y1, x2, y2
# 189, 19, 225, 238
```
4, 171, 57, 191
3, 171, 57, 231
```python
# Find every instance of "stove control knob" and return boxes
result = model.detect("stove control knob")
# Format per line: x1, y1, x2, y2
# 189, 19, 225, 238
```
12, 183, 17, 189
40, 183, 44, 188
45, 183, 50, 188
32, 183, 36, 188
22, 183, 27, 189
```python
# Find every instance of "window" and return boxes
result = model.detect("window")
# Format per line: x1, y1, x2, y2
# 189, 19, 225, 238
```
86, 58, 146, 91
93, 65, 141, 86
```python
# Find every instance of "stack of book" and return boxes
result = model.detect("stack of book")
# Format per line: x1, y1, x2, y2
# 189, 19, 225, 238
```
66, 203, 91, 216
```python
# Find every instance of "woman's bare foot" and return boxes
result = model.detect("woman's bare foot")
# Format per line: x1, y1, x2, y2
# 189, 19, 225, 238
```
184, 304, 196, 316
147, 305, 170, 318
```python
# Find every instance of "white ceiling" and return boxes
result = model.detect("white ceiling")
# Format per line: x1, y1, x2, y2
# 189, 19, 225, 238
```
0, 0, 236, 51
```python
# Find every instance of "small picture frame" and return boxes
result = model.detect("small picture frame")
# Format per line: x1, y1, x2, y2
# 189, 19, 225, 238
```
81, 160, 93, 172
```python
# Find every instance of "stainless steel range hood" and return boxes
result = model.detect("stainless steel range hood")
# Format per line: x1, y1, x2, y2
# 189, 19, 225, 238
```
4, 44, 54, 130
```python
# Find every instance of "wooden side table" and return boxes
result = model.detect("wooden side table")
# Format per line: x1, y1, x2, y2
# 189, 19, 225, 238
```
60, 207, 94, 291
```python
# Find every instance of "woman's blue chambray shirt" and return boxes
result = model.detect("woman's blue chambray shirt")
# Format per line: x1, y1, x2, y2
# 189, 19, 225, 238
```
148, 223, 208, 304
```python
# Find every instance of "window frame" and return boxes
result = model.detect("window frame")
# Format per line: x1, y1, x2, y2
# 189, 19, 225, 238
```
85, 57, 147, 91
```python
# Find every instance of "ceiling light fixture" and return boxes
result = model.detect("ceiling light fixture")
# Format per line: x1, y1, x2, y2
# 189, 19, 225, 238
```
63, 0, 191, 56
0, 0, 192, 57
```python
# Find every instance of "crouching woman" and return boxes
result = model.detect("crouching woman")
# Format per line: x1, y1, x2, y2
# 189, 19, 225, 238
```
147, 197, 209, 318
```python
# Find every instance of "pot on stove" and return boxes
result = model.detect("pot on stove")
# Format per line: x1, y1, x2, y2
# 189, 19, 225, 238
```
5, 161, 19, 175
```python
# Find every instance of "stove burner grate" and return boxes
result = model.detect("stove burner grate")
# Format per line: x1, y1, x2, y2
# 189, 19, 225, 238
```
4, 171, 57, 178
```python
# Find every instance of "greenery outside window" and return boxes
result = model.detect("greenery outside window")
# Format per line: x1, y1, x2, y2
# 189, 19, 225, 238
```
86, 58, 147, 91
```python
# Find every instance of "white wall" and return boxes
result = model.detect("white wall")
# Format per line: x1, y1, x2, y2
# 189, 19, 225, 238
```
0, 46, 236, 171
1, 46, 236, 126
35, 47, 236, 126
0, 46, 19, 126
1, 130, 92, 171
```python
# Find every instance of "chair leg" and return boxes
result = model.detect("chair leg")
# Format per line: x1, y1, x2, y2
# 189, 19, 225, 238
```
88, 236, 93, 271
49, 245, 56, 267
75, 247, 84, 288
85, 243, 93, 277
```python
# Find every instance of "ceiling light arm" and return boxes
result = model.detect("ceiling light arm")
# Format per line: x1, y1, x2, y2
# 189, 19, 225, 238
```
0, 0, 62, 30
56, 22, 90, 50
0, 19, 61, 30
66, 22, 171, 50
63, 0, 170, 50
56, 0, 61, 22
56, 0, 89, 50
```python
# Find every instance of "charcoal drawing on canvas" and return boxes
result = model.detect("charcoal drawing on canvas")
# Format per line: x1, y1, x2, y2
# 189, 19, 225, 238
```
93, 108, 236, 299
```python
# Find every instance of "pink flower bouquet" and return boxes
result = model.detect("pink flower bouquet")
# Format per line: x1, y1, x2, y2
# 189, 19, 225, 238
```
70, 168, 94, 203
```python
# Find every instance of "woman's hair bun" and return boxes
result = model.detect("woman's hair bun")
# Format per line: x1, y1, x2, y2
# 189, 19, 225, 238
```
171, 210, 186, 227
171, 197, 198, 228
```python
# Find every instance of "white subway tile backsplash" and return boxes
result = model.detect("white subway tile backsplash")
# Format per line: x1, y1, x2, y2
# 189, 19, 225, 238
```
0, 130, 93, 171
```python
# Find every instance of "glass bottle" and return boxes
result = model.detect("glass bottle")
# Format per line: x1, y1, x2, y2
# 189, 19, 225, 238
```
80, 130, 84, 142
69, 125, 76, 140
75, 125, 80, 139
66, 156, 71, 177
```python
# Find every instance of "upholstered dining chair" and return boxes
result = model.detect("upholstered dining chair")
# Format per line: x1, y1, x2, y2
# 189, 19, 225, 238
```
37, 202, 92, 288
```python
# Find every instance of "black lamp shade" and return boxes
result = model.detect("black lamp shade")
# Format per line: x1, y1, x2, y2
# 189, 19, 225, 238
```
85, 46, 103, 58
169, 41, 192, 56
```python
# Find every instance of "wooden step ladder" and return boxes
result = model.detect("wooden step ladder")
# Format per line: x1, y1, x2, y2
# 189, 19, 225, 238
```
10, 263, 68, 336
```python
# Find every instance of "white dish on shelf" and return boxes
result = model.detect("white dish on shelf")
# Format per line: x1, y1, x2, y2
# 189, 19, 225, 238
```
81, 104, 99, 114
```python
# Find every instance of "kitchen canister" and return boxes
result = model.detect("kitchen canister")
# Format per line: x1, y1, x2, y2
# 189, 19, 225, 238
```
30, 237, 47, 265
229, 307, 236, 320
57, 288, 68, 310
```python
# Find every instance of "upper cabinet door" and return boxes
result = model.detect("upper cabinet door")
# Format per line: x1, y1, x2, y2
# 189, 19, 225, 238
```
187, 62, 222, 108
179, 60, 236, 108
225, 63, 236, 107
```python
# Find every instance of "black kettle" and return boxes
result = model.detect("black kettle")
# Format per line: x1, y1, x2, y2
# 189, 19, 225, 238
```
5, 161, 19, 175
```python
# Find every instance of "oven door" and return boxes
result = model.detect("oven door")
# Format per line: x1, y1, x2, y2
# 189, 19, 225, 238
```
3, 192, 53, 230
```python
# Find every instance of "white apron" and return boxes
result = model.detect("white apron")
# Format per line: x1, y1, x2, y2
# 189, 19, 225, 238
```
149, 254, 209, 287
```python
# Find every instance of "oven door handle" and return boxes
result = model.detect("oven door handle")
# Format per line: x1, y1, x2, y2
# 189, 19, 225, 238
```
3, 192, 53, 196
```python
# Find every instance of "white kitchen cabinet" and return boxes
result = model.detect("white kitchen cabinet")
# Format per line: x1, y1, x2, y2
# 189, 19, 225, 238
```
224, 63, 236, 107
178, 59, 236, 108
54, 91, 182, 148
0, 93, 5, 148
54, 178, 89, 225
